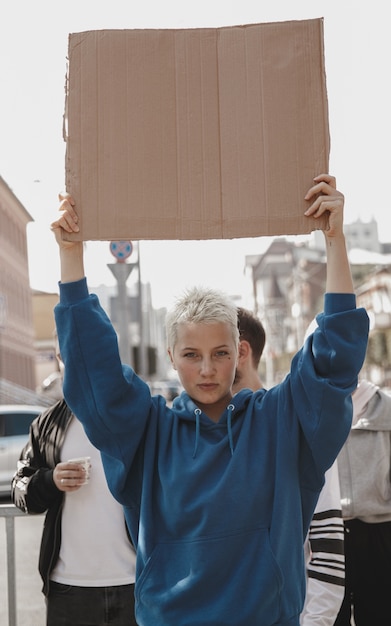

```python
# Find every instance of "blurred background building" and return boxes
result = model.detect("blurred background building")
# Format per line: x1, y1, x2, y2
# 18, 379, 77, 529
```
0, 177, 44, 404
245, 219, 391, 387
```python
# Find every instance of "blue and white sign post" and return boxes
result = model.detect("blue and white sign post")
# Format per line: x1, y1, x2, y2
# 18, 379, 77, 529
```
107, 241, 135, 367
109, 241, 133, 263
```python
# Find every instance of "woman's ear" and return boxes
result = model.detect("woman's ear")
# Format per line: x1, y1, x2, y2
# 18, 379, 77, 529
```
167, 348, 176, 370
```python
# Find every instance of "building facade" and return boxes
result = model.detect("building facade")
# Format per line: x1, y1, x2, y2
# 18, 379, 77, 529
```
245, 227, 391, 388
0, 177, 36, 396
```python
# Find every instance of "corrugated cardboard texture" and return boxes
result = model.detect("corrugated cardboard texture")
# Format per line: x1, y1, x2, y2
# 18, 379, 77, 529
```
64, 19, 330, 242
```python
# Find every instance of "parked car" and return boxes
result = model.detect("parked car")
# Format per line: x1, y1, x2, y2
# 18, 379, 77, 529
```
0, 404, 45, 497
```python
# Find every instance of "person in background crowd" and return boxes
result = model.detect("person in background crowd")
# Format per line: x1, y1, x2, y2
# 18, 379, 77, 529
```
233, 307, 345, 626
49, 173, 368, 625
11, 342, 138, 626
333, 379, 391, 626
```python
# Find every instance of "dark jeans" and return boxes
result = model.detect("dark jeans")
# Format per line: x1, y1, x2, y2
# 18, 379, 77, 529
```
334, 519, 391, 626
46, 581, 137, 626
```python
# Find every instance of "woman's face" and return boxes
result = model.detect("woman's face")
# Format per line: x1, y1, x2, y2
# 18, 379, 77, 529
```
168, 321, 238, 422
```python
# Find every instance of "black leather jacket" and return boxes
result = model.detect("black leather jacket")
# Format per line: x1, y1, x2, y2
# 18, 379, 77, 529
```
11, 399, 72, 596
11, 399, 133, 597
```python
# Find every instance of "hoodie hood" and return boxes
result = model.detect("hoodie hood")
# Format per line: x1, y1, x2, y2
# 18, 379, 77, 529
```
171, 388, 257, 457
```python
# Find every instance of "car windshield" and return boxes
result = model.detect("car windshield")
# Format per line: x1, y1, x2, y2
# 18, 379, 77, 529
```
0, 412, 37, 437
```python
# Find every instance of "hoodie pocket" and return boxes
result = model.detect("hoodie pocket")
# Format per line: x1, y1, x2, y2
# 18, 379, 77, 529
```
136, 526, 283, 625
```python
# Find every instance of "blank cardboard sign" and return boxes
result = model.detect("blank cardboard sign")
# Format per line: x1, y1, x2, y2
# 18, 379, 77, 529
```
64, 19, 330, 242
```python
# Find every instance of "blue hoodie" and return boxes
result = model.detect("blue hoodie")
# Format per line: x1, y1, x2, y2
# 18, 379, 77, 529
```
55, 279, 369, 626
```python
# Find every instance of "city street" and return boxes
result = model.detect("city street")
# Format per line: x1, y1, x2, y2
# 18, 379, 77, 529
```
0, 500, 45, 626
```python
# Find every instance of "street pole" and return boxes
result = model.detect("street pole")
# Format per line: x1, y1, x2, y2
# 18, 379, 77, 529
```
107, 261, 135, 367
137, 242, 148, 379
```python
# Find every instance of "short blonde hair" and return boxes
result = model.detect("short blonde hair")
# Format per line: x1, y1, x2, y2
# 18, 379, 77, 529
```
165, 286, 239, 350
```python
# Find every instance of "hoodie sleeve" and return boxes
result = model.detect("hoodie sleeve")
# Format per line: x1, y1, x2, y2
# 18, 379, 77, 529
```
289, 294, 369, 474
54, 278, 153, 467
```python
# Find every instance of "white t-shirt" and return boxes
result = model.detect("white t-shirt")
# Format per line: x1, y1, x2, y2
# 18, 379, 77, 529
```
50, 416, 136, 587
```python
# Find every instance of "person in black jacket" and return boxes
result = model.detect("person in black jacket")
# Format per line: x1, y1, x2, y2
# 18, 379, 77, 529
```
12, 361, 137, 626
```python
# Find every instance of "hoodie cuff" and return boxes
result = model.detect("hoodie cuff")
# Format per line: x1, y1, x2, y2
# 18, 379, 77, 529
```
324, 293, 356, 315
59, 277, 89, 306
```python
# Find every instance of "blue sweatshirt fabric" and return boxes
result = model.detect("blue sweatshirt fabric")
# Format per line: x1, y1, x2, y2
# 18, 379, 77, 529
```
55, 279, 369, 626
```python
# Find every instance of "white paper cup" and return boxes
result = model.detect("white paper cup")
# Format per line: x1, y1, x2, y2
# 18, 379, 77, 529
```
67, 456, 91, 484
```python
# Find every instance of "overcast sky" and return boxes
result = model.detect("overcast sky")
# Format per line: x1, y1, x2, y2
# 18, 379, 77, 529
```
1, 1, 389, 309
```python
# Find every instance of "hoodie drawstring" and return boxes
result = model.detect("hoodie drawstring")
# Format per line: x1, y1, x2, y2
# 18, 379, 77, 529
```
227, 404, 235, 456
192, 404, 236, 458
193, 408, 201, 458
